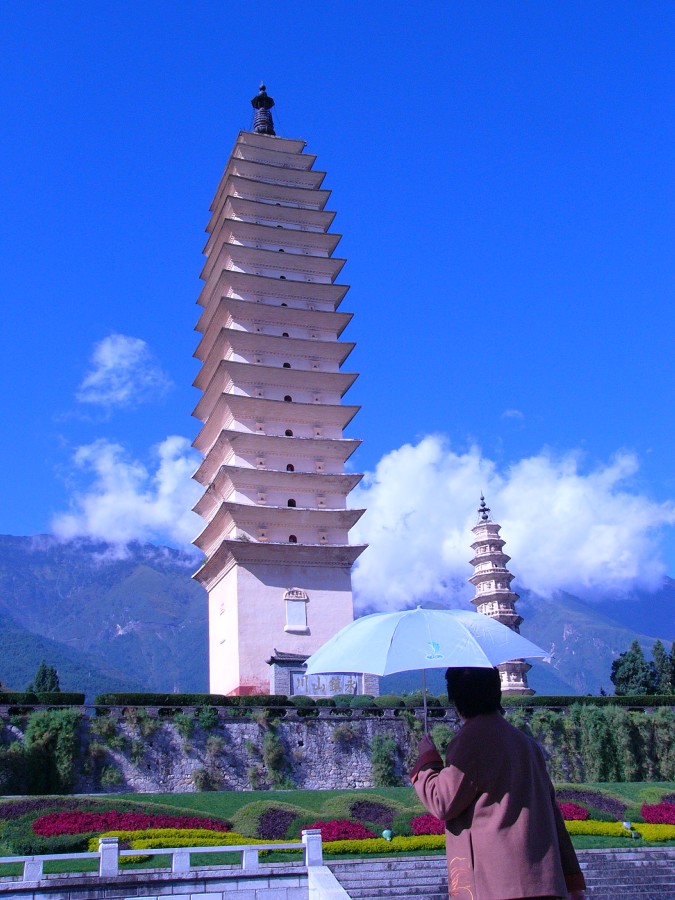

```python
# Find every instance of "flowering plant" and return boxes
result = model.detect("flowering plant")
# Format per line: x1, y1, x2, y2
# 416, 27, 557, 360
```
34, 811, 231, 837
302, 819, 375, 841
641, 802, 675, 825
411, 814, 445, 835
558, 802, 589, 820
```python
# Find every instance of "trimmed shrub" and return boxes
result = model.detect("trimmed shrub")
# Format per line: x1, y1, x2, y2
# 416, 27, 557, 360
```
641, 802, 675, 824
373, 695, 405, 709
370, 733, 400, 787
232, 800, 305, 839
349, 799, 396, 828
411, 813, 445, 835
558, 802, 589, 820
302, 819, 376, 841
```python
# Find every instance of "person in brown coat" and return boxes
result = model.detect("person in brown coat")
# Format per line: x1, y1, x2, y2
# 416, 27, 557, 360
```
411, 667, 586, 900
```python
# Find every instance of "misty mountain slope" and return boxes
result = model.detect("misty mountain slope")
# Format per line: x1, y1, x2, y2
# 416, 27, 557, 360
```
0, 535, 671, 699
0, 536, 208, 694
0, 608, 145, 697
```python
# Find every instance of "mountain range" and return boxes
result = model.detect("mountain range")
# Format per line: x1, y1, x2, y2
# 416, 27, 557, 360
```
0, 534, 671, 700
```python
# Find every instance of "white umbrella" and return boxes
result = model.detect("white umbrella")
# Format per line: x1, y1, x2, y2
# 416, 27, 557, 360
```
304, 607, 547, 729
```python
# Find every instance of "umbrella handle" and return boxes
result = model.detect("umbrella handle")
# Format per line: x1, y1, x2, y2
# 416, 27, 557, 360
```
422, 669, 428, 735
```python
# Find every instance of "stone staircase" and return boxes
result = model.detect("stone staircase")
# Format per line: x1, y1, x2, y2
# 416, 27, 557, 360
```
328, 848, 675, 899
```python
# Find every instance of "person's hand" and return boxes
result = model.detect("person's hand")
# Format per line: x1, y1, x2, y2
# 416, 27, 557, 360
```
417, 734, 437, 755
410, 733, 443, 782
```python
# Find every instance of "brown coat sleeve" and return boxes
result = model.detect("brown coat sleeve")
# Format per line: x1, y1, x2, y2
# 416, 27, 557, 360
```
413, 761, 479, 822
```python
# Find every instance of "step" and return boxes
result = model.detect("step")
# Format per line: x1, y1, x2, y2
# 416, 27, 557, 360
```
328, 849, 675, 900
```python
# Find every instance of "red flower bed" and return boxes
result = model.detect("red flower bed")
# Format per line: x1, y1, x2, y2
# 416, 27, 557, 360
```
641, 802, 675, 825
411, 814, 445, 835
32, 811, 231, 837
558, 802, 589, 821
303, 820, 376, 842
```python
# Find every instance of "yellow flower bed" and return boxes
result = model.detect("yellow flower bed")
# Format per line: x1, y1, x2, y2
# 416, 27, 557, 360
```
87, 821, 675, 858
322, 835, 446, 854
87, 829, 286, 852
634, 824, 675, 842
564, 821, 675, 841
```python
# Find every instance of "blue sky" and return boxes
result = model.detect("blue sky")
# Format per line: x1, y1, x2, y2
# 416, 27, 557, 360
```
1, 2, 673, 608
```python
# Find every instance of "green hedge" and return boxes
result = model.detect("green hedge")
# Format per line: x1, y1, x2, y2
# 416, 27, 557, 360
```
86, 691, 675, 711
501, 694, 675, 708
0, 692, 85, 706
94, 692, 238, 707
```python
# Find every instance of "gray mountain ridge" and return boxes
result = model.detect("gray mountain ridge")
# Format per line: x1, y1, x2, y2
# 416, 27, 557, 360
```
0, 534, 671, 700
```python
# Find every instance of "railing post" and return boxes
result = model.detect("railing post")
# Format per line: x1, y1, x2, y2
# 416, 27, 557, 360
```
302, 829, 323, 867
242, 847, 259, 872
23, 858, 43, 882
172, 849, 191, 873
99, 836, 119, 876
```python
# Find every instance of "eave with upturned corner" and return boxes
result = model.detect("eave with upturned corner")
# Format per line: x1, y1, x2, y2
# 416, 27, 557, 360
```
200, 240, 346, 286
192, 360, 357, 413
193, 502, 365, 557
192, 466, 363, 519
194, 539, 367, 590
192, 431, 361, 486
204, 217, 342, 259
196, 269, 348, 313
194, 328, 355, 374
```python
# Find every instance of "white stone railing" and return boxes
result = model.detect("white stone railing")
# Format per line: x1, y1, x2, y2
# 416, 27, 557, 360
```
0, 828, 323, 886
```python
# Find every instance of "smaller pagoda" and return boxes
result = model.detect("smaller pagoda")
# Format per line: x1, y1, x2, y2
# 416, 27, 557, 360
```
468, 495, 533, 695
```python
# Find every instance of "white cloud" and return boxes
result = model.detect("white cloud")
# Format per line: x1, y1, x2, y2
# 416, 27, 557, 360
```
350, 435, 675, 612
501, 408, 524, 420
52, 436, 202, 546
76, 334, 171, 409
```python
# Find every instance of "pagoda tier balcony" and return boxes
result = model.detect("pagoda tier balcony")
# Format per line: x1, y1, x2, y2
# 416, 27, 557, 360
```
468, 551, 512, 568
205, 219, 341, 259
232, 141, 317, 172
193, 431, 361, 486
473, 601, 523, 625
196, 270, 348, 313
200, 242, 346, 287
195, 329, 355, 376
193, 361, 357, 414
208, 176, 330, 234
220, 196, 335, 234
194, 298, 352, 362
194, 538, 367, 591
471, 588, 520, 604
471, 523, 504, 541
224, 157, 326, 192
468, 567, 516, 587
470, 538, 507, 554
192, 395, 359, 454
235, 131, 306, 155
194, 502, 365, 557
193, 466, 363, 519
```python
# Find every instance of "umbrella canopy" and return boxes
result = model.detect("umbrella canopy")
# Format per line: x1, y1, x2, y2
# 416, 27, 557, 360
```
304, 607, 547, 678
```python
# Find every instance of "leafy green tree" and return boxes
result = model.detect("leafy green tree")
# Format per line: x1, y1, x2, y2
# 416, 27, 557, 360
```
610, 640, 654, 696
652, 640, 673, 694
26, 660, 61, 693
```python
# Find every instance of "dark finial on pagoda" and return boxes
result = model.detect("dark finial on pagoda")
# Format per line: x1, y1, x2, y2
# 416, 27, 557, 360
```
251, 82, 276, 135
478, 493, 491, 523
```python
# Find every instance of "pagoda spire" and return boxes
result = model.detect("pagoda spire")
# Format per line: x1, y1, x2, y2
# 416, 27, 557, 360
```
251, 83, 276, 135
468, 496, 534, 695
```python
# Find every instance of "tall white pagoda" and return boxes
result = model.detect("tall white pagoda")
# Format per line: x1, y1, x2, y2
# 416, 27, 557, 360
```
468, 496, 533, 695
192, 86, 369, 696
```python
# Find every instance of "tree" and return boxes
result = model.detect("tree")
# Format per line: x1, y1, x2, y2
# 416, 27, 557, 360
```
26, 660, 61, 694
652, 640, 673, 695
610, 641, 654, 696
